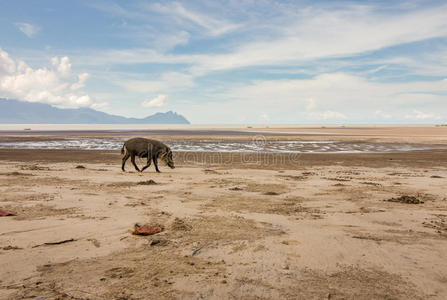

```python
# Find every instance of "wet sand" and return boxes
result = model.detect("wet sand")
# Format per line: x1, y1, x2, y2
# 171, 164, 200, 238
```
1, 131, 447, 299
1, 125, 447, 141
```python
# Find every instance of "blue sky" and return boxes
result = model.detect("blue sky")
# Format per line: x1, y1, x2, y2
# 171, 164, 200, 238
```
1, 0, 447, 123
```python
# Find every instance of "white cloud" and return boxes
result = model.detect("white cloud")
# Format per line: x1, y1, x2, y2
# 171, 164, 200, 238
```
71, 73, 90, 90
76, 2, 447, 78
141, 94, 168, 108
155, 30, 191, 50
119, 72, 194, 93
405, 110, 441, 120
51, 56, 72, 77
90, 101, 109, 109
228, 73, 447, 110
73, 1, 447, 80
148, 2, 240, 36
90, 0, 241, 37
0, 50, 16, 75
14, 22, 40, 38
183, 3, 447, 74
308, 111, 347, 120
259, 113, 269, 121
374, 110, 392, 119
305, 98, 316, 111
0, 48, 104, 109
366, 65, 388, 74
173, 72, 447, 123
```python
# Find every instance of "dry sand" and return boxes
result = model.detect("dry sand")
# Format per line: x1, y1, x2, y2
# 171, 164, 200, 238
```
1, 129, 447, 299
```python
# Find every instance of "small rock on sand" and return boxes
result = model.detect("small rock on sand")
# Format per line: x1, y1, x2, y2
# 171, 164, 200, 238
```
0, 210, 16, 217
132, 224, 163, 236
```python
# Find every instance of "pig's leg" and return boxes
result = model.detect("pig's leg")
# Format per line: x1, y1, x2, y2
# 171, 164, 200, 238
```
141, 156, 152, 172
153, 155, 161, 173
121, 152, 130, 171
131, 154, 140, 172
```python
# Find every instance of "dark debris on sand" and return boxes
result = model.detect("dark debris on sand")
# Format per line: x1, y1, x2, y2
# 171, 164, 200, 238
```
137, 179, 157, 185
385, 195, 424, 204
229, 186, 243, 191
264, 191, 280, 196
2, 171, 33, 176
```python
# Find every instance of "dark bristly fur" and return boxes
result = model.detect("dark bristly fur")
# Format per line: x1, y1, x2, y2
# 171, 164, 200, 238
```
121, 138, 175, 173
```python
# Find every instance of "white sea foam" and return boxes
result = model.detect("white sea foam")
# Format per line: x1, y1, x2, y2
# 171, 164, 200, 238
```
0, 138, 445, 153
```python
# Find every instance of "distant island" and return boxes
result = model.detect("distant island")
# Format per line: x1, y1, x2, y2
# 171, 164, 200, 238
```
0, 99, 190, 124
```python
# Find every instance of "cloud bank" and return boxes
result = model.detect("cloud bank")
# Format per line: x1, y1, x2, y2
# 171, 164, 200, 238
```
0, 49, 105, 109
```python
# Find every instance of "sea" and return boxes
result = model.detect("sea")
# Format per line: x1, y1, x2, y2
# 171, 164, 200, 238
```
0, 124, 446, 154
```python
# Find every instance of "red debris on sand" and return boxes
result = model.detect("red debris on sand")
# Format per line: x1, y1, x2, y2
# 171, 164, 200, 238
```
0, 210, 16, 217
132, 224, 163, 236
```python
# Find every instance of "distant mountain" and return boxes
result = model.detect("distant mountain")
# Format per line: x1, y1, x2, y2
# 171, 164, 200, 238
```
0, 99, 190, 124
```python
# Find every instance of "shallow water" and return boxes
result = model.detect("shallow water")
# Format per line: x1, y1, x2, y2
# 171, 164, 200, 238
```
0, 138, 445, 153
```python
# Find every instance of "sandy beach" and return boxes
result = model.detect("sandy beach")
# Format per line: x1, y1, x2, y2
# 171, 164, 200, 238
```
4, 0, 447, 297
1, 127, 447, 299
